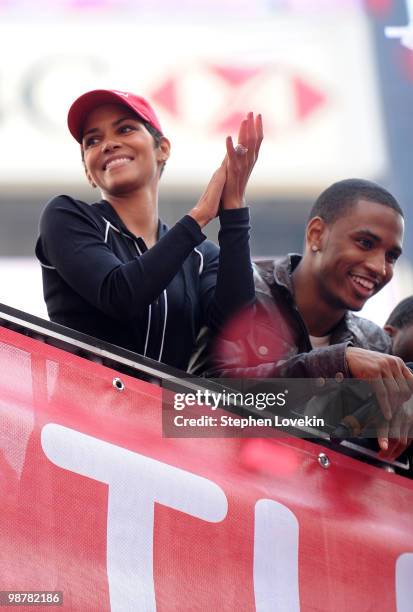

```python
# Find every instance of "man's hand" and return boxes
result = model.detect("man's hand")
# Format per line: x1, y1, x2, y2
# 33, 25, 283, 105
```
221, 112, 263, 210
376, 400, 413, 458
346, 347, 413, 421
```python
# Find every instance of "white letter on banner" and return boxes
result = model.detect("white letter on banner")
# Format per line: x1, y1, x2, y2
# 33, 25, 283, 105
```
41, 424, 228, 612
385, 1, 413, 49
254, 499, 300, 612
396, 553, 413, 612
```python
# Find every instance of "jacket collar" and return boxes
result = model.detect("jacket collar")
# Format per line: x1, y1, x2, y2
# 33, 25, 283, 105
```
253, 253, 300, 297
93, 199, 169, 241
272, 253, 301, 294
272, 253, 354, 341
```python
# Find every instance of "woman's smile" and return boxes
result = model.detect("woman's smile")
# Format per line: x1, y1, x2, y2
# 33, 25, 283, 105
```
103, 156, 134, 172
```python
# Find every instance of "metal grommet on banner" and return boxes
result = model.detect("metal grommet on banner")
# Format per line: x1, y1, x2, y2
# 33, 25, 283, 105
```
317, 453, 330, 469
112, 377, 125, 392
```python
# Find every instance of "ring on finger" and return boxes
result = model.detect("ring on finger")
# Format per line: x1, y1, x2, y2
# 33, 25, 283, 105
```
235, 144, 248, 155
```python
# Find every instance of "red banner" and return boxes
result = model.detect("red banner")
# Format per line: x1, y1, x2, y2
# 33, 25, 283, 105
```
0, 326, 412, 611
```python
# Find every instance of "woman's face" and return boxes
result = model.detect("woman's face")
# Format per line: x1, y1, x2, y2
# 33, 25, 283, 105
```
81, 103, 168, 196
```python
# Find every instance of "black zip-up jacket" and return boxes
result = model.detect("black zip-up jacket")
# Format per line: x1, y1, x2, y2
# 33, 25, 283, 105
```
35, 195, 254, 370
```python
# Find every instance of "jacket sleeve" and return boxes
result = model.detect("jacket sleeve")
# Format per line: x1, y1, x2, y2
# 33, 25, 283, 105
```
212, 344, 351, 379
37, 196, 208, 320
208, 295, 351, 380
275, 343, 351, 379
198, 207, 255, 330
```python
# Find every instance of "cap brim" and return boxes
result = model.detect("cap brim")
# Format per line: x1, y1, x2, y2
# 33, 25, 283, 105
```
67, 90, 146, 143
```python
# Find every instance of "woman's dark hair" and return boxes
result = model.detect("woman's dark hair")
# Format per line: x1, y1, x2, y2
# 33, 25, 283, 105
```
142, 120, 166, 176
142, 120, 163, 147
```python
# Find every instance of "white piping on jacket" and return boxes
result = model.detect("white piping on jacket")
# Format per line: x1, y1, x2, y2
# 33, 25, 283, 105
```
104, 219, 168, 362
158, 289, 168, 362
133, 239, 152, 358
143, 304, 152, 357
132, 238, 167, 361
102, 217, 134, 241
104, 219, 111, 243
194, 248, 204, 275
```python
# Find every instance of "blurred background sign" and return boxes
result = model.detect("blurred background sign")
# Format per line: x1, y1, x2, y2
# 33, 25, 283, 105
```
0, 16, 385, 190
0, 0, 412, 325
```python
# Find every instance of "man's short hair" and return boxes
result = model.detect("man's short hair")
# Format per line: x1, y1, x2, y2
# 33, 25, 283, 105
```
308, 178, 404, 224
386, 296, 413, 329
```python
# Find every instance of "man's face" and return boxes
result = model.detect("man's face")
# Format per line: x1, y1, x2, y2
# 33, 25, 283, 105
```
312, 199, 404, 312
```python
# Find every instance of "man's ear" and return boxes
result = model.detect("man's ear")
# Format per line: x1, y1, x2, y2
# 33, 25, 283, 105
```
157, 137, 171, 163
384, 324, 397, 338
306, 216, 326, 252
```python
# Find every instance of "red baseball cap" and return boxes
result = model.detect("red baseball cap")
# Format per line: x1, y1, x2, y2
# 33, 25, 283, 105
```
67, 89, 163, 143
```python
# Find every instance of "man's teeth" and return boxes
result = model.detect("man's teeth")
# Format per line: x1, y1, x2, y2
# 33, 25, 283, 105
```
351, 275, 374, 290
105, 158, 131, 170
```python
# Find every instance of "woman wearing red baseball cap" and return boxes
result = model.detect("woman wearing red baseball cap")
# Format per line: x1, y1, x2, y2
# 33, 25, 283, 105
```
36, 88, 262, 370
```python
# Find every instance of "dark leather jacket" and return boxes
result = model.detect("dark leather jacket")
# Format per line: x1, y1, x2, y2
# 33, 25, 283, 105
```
210, 254, 391, 379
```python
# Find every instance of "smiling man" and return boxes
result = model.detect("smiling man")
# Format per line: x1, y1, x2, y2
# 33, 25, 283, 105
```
212, 178, 413, 455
